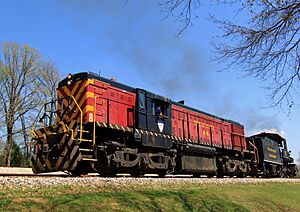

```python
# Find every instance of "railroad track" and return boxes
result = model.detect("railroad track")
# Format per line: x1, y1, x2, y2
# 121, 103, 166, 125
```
0, 173, 193, 178
0, 168, 194, 178
0, 173, 75, 177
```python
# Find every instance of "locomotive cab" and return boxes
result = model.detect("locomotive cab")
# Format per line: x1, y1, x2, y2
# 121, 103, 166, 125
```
135, 89, 173, 149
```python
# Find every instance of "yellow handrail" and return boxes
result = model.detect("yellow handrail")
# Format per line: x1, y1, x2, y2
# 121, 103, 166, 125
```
70, 95, 83, 144
93, 96, 100, 146
30, 95, 84, 148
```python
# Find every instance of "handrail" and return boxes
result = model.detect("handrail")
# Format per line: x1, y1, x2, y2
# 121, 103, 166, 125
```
93, 96, 100, 146
30, 102, 50, 158
249, 139, 259, 164
70, 95, 83, 144
30, 105, 45, 138
30, 95, 84, 148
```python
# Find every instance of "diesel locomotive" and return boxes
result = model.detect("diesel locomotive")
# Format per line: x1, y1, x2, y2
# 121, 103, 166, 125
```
30, 72, 297, 177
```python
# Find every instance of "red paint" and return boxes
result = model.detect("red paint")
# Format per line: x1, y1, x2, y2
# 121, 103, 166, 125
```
172, 104, 246, 151
85, 82, 136, 128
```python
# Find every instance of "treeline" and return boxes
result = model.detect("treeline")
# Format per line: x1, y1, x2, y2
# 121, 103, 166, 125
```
0, 42, 59, 167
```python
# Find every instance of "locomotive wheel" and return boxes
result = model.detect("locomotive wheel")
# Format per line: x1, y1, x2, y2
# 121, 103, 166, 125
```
130, 166, 142, 178
206, 174, 214, 178
228, 172, 235, 178
278, 170, 284, 178
100, 171, 116, 177
193, 173, 201, 178
70, 161, 90, 176
216, 172, 224, 178
157, 170, 167, 178
236, 172, 245, 178
96, 150, 116, 177
70, 170, 89, 176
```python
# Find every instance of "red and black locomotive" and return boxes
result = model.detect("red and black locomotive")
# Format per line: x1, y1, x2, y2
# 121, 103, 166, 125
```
31, 72, 297, 177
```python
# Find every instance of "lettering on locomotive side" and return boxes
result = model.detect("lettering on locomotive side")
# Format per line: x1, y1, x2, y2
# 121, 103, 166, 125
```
193, 121, 214, 129
267, 147, 277, 153
267, 153, 277, 159
265, 145, 278, 159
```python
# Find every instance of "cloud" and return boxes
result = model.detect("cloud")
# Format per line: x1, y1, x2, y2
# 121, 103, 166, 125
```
57, 1, 214, 100
57, 1, 283, 137
214, 96, 282, 136
250, 128, 285, 137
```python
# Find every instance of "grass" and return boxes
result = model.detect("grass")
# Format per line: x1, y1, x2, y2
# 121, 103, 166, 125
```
0, 182, 300, 211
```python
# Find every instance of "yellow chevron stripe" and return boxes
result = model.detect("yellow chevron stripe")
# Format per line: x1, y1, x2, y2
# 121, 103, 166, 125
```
57, 79, 95, 122
78, 91, 94, 107
45, 159, 52, 170
62, 86, 71, 96
69, 87, 89, 118
62, 146, 78, 170
36, 158, 44, 172
54, 156, 64, 170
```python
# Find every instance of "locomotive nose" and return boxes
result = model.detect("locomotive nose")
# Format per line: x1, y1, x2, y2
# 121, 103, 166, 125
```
31, 121, 82, 174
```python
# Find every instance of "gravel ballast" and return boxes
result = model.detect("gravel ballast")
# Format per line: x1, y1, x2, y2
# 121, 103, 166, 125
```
0, 176, 299, 189
1, 167, 299, 189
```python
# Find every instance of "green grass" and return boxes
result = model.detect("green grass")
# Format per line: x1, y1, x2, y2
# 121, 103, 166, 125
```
0, 182, 300, 211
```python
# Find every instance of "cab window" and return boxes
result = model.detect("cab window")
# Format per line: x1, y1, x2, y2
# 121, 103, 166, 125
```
152, 100, 167, 116
138, 92, 145, 110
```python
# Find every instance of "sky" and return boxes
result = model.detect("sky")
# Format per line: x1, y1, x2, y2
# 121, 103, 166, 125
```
1, 0, 299, 161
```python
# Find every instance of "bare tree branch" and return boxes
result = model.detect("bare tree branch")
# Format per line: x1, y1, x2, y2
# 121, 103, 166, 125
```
159, 0, 300, 112
212, 1, 300, 111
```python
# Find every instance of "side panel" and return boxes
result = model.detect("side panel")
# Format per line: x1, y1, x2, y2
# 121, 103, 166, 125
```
87, 81, 108, 123
180, 155, 216, 173
172, 105, 188, 141
92, 82, 136, 128
261, 137, 282, 164
210, 121, 222, 148
199, 116, 211, 145
231, 124, 246, 151
222, 124, 232, 149
172, 104, 239, 151
188, 112, 199, 143
106, 86, 136, 127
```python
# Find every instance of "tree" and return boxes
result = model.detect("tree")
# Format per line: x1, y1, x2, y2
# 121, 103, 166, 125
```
0, 42, 59, 166
159, 0, 202, 35
0, 138, 5, 166
20, 59, 59, 160
160, 0, 300, 112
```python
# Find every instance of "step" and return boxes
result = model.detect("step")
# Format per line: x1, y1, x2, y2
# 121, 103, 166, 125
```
82, 158, 97, 161
79, 148, 94, 152
78, 138, 93, 142
78, 129, 91, 133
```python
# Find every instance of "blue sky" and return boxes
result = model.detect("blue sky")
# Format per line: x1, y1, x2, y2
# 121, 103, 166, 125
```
1, 1, 299, 161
